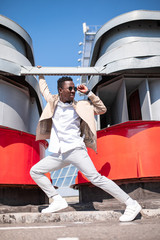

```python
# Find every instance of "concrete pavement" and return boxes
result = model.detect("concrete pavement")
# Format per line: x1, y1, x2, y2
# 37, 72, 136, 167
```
0, 198, 160, 224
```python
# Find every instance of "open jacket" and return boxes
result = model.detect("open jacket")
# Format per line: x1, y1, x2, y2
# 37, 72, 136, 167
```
36, 76, 107, 152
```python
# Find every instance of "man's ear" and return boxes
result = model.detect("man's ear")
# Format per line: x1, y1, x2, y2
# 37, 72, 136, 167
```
59, 87, 63, 94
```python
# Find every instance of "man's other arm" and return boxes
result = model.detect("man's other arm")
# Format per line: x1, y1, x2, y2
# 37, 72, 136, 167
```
88, 92, 107, 115
77, 84, 107, 115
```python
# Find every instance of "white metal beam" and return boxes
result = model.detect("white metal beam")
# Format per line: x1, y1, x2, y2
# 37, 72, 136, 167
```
20, 66, 107, 76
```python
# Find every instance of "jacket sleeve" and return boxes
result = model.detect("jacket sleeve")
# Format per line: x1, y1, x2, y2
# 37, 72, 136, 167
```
39, 75, 52, 102
88, 92, 107, 115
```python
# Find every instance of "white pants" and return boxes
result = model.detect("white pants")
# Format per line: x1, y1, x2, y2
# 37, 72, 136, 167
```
30, 147, 129, 203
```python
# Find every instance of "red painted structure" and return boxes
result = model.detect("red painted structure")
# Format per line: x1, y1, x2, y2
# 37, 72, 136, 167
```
76, 121, 160, 185
0, 126, 48, 185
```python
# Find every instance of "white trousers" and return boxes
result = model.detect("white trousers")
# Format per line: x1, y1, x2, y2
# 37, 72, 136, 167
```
30, 147, 130, 203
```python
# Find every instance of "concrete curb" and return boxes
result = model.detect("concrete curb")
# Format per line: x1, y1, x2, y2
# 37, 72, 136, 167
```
0, 211, 120, 224
142, 209, 160, 218
0, 209, 160, 224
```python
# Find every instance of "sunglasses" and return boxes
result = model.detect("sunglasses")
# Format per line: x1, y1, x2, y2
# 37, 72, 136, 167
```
67, 86, 77, 92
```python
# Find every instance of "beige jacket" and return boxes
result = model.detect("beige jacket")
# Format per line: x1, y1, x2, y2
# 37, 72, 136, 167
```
36, 76, 107, 152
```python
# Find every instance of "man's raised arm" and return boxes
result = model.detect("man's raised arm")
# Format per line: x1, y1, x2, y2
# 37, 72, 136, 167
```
37, 65, 52, 102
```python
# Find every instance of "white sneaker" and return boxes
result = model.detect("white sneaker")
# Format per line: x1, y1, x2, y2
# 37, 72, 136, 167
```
119, 201, 142, 222
41, 198, 68, 213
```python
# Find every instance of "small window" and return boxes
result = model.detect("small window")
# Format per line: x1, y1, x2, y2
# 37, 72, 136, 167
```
71, 176, 77, 185
52, 169, 61, 178
63, 177, 72, 187
52, 179, 57, 186
56, 178, 64, 187
60, 167, 68, 177
68, 166, 76, 176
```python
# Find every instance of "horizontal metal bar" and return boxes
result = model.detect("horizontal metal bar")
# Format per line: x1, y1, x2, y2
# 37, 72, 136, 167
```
21, 66, 107, 76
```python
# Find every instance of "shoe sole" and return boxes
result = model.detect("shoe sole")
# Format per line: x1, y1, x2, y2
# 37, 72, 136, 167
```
41, 204, 68, 214
119, 205, 142, 222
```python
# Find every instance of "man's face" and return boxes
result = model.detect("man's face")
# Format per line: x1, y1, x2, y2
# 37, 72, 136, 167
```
59, 81, 76, 103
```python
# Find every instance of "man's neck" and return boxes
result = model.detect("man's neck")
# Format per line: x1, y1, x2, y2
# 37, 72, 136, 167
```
59, 98, 72, 104
59, 97, 72, 104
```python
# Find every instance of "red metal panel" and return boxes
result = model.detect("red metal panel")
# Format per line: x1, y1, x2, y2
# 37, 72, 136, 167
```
0, 126, 48, 185
76, 121, 160, 184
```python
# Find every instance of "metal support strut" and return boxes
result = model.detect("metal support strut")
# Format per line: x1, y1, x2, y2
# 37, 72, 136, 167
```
20, 66, 107, 76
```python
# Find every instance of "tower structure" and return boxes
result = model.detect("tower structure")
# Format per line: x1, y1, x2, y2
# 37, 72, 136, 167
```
75, 10, 160, 203
79, 23, 101, 85
0, 15, 48, 205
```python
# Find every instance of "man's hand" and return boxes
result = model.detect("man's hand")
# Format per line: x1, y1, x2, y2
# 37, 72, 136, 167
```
36, 66, 44, 80
77, 84, 89, 94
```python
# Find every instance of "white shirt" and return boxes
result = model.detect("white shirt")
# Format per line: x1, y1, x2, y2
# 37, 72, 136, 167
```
48, 100, 85, 153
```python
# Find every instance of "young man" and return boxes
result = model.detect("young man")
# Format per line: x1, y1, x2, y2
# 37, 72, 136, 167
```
30, 74, 142, 222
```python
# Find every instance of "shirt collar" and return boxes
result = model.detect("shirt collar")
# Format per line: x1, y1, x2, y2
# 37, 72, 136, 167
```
58, 99, 73, 106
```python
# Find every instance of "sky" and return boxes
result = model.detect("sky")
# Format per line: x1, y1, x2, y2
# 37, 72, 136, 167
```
1, 0, 160, 100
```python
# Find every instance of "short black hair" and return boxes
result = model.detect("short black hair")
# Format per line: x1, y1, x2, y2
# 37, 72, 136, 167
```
57, 76, 73, 91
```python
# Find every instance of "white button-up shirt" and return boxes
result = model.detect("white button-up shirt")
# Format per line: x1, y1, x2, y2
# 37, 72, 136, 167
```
48, 100, 85, 153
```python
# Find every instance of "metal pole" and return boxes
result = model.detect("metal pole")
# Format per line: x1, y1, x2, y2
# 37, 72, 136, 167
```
20, 66, 107, 76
